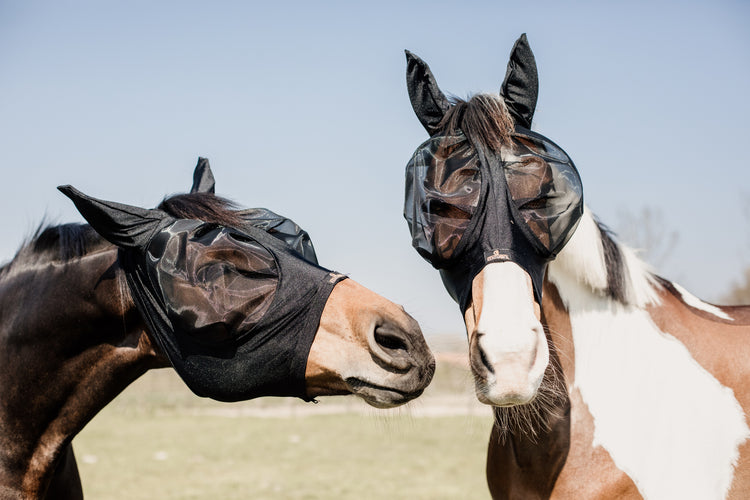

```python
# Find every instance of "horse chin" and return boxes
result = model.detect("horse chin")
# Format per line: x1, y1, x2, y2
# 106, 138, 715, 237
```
469, 335, 548, 408
474, 378, 540, 407
345, 377, 426, 408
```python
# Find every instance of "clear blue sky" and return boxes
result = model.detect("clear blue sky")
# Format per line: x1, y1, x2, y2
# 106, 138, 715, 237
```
1, 1, 748, 336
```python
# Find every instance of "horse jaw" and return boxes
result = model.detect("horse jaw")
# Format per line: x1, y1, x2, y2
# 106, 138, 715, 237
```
465, 261, 549, 406
305, 279, 435, 408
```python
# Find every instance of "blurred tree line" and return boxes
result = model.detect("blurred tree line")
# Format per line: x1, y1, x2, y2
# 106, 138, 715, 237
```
720, 194, 750, 305
723, 269, 750, 305
616, 200, 750, 306
616, 206, 678, 269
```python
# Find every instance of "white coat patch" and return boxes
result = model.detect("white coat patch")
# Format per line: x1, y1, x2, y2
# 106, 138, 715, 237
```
551, 270, 749, 500
673, 282, 734, 321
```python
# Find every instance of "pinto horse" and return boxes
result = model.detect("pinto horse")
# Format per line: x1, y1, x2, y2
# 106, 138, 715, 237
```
0, 161, 434, 499
403, 34, 750, 499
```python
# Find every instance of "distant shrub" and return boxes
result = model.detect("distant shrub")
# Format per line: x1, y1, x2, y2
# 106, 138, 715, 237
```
722, 268, 750, 305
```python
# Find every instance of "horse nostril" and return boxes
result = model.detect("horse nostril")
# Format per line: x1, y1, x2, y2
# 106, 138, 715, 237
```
478, 345, 495, 375
470, 334, 495, 376
374, 325, 409, 352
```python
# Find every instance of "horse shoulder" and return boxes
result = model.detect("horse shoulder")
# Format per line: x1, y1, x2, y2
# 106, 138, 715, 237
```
647, 283, 750, 498
534, 282, 642, 499
548, 388, 641, 500
647, 283, 750, 400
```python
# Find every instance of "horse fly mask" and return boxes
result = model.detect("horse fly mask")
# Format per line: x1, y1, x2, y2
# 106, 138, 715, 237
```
403, 34, 584, 312
59, 171, 345, 402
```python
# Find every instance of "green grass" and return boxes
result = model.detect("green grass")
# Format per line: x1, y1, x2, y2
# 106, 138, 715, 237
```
75, 412, 492, 499
73, 352, 495, 499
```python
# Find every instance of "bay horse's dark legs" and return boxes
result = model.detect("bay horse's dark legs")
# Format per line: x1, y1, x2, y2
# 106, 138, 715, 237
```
44, 444, 82, 500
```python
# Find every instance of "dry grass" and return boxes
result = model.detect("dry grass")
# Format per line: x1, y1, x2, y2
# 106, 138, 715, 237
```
73, 341, 495, 499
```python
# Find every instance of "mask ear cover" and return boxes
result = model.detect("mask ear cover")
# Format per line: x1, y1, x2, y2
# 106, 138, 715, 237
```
190, 157, 216, 194
405, 50, 451, 135
57, 185, 173, 249
500, 33, 538, 130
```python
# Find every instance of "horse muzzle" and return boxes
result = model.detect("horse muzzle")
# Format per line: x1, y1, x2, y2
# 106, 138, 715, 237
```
465, 261, 550, 407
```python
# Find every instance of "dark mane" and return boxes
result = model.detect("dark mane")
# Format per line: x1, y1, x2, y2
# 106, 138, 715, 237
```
31, 223, 105, 260
0, 223, 109, 276
1, 192, 245, 276
597, 221, 628, 304
439, 93, 515, 152
157, 192, 245, 228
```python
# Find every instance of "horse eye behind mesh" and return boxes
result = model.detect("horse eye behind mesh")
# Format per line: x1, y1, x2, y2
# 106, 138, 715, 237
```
228, 231, 254, 244
424, 199, 472, 220
519, 197, 550, 211
192, 223, 221, 239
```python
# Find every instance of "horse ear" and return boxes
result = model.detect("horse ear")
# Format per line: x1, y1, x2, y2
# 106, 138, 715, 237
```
500, 33, 538, 129
405, 50, 451, 135
190, 157, 215, 194
57, 185, 170, 249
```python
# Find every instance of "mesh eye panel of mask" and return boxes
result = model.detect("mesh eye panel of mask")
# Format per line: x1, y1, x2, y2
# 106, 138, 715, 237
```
501, 132, 583, 256
404, 133, 482, 262
149, 221, 280, 344
405, 129, 582, 266
125, 217, 346, 402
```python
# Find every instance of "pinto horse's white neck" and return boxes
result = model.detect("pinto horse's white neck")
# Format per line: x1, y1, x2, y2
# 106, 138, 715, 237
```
546, 206, 749, 500
547, 206, 661, 309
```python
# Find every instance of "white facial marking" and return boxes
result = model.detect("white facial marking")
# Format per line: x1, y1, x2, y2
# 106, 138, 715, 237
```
551, 269, 749, 500
473, 262, 548, 405
673, 282, 734, 321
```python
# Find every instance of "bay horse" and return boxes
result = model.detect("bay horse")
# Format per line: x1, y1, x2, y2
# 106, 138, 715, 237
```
403, 34, 750, 499
0, 160, 435, 499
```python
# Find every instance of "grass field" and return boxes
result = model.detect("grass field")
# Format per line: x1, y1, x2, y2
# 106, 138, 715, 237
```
73, 345, 496, 499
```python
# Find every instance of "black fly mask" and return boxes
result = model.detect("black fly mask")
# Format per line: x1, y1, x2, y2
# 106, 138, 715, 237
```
189, 157, 318, 264
404, 35, 584, 311
59, 160, 345, 402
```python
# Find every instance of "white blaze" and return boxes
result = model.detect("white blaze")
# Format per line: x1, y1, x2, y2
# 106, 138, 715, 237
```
472, 261, 549, 406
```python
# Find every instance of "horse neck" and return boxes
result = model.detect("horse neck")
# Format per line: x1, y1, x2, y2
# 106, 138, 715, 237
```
541, 207, 662, 384
0, 246, 165, 495
539, 210, 750, 500
484, 209, 663, 498
547, 207, 661, 309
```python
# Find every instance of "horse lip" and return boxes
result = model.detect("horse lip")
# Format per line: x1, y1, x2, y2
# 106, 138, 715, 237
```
345, 377, 409, 396
344, 377, 424, 407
